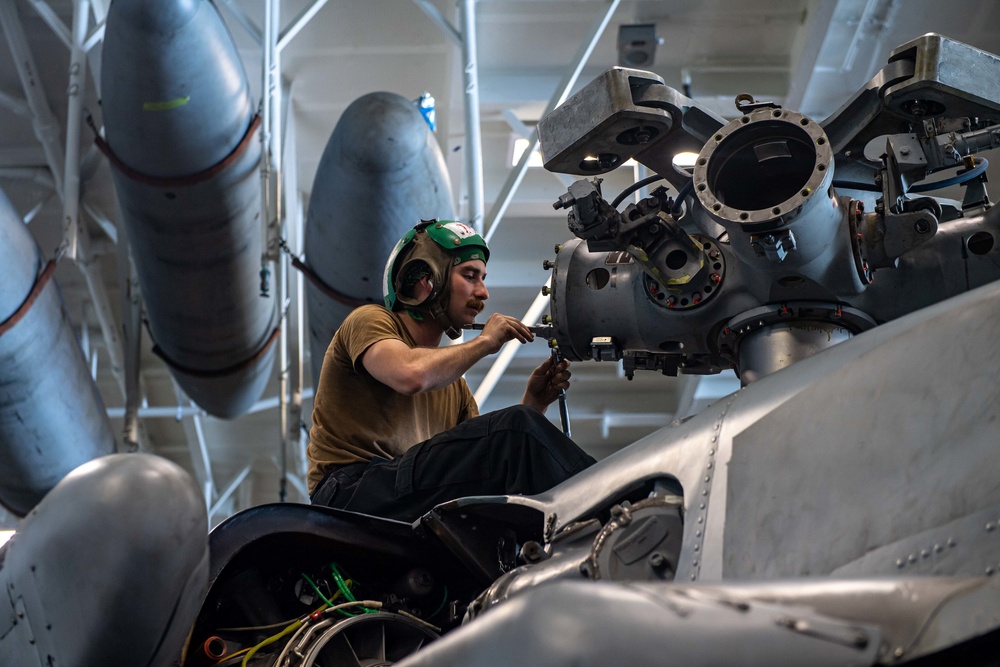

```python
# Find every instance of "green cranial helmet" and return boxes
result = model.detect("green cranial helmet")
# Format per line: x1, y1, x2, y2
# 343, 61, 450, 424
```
382, 219, 490, 338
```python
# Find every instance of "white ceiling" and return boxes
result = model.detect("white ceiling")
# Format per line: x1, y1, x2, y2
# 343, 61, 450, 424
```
2, 0, 999, 526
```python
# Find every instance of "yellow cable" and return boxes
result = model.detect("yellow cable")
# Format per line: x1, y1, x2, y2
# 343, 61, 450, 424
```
241, 620, 303, 666
214, 603, 327, 666
235, 602, 380, 666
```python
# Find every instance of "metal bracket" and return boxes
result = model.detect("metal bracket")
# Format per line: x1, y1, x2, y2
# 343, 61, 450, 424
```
749, 230, 797, 263
590, 336, 621, 362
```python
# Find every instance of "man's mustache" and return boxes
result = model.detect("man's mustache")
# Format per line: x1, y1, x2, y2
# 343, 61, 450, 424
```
466, 298, 485, 313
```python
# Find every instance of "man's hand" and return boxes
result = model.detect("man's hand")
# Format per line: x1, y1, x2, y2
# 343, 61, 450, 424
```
478, 313, 534, 353
522, 356, 571, 413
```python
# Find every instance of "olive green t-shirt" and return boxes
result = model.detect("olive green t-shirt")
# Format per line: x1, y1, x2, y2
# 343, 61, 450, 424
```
307, 305, 479, 492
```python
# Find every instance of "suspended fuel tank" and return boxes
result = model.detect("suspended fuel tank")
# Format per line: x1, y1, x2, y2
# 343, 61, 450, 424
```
100, 0, 277, 418
0, 189, 115, 516
305, 91, 455, 386
0, 454, 208, 665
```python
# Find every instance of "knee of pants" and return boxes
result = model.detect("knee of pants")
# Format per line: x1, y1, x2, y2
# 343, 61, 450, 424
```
492, 404, 549, 432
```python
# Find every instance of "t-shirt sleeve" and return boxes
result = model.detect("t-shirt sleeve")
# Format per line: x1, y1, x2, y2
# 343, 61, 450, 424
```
340, 307, 406, 372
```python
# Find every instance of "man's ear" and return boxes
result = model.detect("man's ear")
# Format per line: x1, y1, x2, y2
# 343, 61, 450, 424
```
413, 274, 434, 302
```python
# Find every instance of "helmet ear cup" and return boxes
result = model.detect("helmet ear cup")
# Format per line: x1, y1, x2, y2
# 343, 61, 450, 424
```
390, 233, 454, 311
393, 258, 441, 308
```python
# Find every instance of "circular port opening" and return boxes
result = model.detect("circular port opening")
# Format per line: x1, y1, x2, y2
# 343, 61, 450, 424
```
967, 231, 995, 255
586, 268, 611, 289
705, 120, 819, 211
665, 249, 688, 270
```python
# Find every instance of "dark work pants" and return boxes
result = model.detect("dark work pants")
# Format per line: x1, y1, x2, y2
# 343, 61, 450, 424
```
310, 405, 596, 523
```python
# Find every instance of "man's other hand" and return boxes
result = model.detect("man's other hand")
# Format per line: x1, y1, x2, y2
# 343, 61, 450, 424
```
522, 356, 571, 413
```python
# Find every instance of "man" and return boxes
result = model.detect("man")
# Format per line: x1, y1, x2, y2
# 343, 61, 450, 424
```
308, 219, 595, 522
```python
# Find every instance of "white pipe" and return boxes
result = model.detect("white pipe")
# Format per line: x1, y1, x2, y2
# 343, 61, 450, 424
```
173, 379, 216, 507
286, 473, 308, 500
104, 387, 315, 419
502, 109, 574, 189
190, 396, 214, 477
483, 0, 619, 243
266, 0, 290, 503
283, 108, 306, 479
460, 0, 484, 235
277, 0, 328, 52
75, 228, 127, 400
270, 459, 309, 500
83, 22, 105, 53
113, 204, 143, 451
411, 0, 462, 47
82, 203, 118, 244
473, 277, 551, 406
60, 0, 91, 261
216, 0, 262, 44
634, 161, 649, 204
260, 0, 274, 269
89, 0, 109, 23
840, 0, 880, 73
209, 465, 253, 519
22, 196, 50, 225
107, 405, 202, 419
25, 0, 72, 49
0, 90, 31, 119
0, 1, 66, 197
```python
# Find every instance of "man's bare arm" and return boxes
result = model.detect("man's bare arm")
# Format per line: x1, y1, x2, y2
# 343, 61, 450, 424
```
362, 313, 533, 394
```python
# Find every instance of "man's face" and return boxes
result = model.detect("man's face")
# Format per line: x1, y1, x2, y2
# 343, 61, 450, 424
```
446, 259, 488, 327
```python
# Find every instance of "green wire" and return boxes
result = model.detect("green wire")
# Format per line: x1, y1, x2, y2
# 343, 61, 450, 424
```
329, 562, 357, 602
430, 586, 449, 619
330, 562, 379, 614
301, 572, 364, 617
301, 573, 335, 607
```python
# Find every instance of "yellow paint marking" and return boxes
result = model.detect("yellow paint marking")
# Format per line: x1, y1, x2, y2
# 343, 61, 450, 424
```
142, 96, 190, 111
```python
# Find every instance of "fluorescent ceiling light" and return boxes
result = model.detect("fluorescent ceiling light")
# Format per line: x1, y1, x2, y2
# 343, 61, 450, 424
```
673, 151, 700, 168
512, 138, 546, 167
